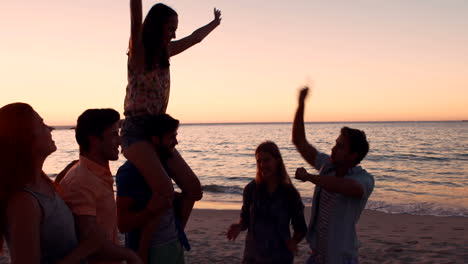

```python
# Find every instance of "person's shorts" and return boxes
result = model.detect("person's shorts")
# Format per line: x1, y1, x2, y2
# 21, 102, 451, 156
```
121, 115, 152, 150
148, 240, 185, 264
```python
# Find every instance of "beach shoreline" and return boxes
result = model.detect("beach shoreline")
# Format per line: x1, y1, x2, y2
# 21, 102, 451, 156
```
1, 208, 467, 263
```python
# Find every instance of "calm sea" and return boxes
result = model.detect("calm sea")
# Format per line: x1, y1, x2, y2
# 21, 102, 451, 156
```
45, 122, 468, 217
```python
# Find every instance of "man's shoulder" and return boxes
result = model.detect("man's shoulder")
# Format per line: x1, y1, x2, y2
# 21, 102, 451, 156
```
116, 161, 140, 177
348, 166, 375, 192
352, 166, 373, 179
116, 161, 143, 185
60, 162, 90, 184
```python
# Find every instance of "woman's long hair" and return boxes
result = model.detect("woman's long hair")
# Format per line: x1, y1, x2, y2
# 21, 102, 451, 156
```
0, 103, 46, 251
142, 3, 178, 71
255, 141, 291, 185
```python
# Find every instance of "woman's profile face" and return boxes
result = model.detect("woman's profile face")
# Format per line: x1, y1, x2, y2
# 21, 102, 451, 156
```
256, 151, 279, 183
162, 15, 178, 46
31, 111, 56, 158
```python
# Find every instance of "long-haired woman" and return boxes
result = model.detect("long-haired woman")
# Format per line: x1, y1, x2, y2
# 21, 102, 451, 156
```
0, 103, 101, 263
120, 1, 222, 260
227, 141, 307, 264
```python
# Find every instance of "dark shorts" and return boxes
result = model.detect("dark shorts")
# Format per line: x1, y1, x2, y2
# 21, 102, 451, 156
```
121, 115, 152, 149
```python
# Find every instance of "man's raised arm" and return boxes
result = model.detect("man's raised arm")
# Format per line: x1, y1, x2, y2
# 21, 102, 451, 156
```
292, 87, 319, 169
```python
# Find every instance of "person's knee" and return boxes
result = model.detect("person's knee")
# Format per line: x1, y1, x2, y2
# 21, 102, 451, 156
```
183, 191, 203, 201
181, 179, 203, 201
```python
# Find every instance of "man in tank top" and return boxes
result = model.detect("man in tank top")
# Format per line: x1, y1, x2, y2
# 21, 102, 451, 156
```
292, 87, 375, 264
58, 109, 141, 264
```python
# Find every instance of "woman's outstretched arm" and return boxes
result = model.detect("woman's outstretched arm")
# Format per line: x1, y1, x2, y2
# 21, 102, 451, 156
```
169, 8, 222, 57
129, 0, 144, 63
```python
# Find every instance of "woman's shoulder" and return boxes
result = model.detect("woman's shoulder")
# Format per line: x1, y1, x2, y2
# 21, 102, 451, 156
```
243, 179, 258, 193
6, 191, 42, 219
245, 179, 256, 188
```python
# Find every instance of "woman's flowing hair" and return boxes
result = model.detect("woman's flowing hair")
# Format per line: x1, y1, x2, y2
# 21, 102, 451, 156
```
0, 103, 50, 251
142, 3, 178, 70
255, 141, 291, 185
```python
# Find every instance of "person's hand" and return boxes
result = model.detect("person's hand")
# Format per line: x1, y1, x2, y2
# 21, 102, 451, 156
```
286, 239, 298, 254
213, 8, 222, 25
226, 223, 242, 241
295, 167, 310, 182
298, 87, 309, 104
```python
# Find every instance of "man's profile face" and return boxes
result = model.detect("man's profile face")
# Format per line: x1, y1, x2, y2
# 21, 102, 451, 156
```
98, 122, 120, 161
155, 129, 178, 158
331, 134, 355, 165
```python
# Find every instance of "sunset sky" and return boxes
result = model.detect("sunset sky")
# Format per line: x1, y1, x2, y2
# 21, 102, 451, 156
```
1, 0, 467, 125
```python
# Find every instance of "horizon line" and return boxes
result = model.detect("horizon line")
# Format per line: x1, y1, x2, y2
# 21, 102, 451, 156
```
52, 119, 467, 129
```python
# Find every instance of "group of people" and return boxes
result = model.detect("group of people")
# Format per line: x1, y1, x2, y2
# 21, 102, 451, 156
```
0, 1, 374, 264
227, 87, 374, 264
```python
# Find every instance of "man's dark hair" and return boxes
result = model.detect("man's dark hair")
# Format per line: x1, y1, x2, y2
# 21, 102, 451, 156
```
75, 108, 120, 154
144, 114, 179, 139
340, 126, 369, 166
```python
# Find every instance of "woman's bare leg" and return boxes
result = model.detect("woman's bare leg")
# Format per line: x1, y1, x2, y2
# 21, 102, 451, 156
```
165, 149, 203, 228
123, 141, 174, 200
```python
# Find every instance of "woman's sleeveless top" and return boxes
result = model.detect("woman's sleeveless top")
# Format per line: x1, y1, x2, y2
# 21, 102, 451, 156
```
123, 63, 171, 117
7, 188, 80, 264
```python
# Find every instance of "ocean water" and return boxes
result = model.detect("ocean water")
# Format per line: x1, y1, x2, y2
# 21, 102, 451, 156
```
45, 122, 468, 217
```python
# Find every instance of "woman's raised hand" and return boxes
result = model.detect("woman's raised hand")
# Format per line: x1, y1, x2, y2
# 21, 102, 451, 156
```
213, 8, 222, 25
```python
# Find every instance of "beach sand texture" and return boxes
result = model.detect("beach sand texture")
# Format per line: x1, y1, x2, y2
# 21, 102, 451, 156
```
1, 208, 467, 263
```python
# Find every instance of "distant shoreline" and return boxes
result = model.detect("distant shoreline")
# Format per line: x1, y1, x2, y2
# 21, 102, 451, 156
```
52, 120, 468, 130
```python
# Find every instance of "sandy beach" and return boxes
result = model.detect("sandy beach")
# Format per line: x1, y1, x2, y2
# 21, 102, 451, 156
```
1, 208, 467, 263
182, 208, 467, 264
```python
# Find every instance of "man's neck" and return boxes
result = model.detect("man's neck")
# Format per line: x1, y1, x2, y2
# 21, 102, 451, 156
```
335, 164, 354, 177
82, 152, 109, 168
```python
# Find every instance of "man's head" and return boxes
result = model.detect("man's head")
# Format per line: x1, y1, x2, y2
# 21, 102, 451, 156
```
331, 127, 369, 167
75, 109, 120, 161
144, 114, 179, 159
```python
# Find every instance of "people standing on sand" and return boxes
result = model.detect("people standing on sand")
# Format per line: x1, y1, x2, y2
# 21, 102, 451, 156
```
116, 114, 189, 264
121, 2, 221, 259
0, 103, 103, 263
227, 141, 307, 264
292, 87, 375, 264
58, 109, 142, 264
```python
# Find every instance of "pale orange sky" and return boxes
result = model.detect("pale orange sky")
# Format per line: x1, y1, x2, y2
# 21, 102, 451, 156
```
1, 0, 467, 125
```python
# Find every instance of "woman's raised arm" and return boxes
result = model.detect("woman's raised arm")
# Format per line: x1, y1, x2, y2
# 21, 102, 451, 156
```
169, 8, 221, 57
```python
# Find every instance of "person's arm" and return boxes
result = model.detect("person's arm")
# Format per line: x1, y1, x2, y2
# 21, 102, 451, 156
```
137, 213, 164, 264
56, 236, 102, 264
6, 192, 42, 264
74, 215, 142, 264
129, 0, 144, 67
116, 194, 172, 233
292, 87, 320, 170
169, 8, 221, 57
117, 196, 153, 233
295, 167, 364, 198
227, 183, 251, 240
137, 194, 174, 264
286, 188, 307, 253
